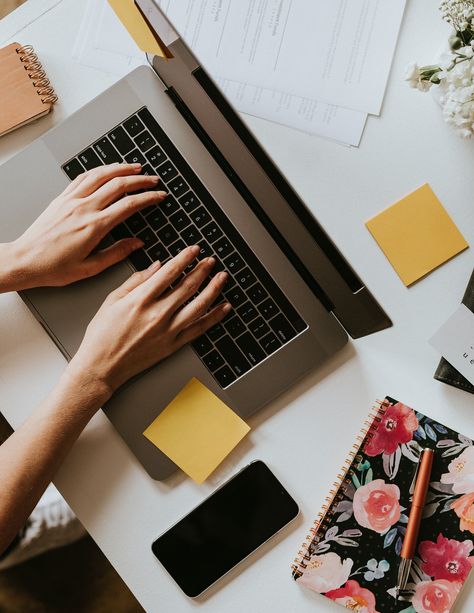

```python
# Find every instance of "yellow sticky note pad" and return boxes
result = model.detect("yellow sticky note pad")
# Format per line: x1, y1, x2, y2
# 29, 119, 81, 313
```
366, 184, 468, 286
143, 379, 250, 484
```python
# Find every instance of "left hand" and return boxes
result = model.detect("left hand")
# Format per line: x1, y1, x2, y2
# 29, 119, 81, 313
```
8, 163, 167, 289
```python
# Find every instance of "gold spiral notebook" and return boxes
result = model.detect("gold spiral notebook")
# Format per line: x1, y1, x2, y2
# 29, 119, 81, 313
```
0, 43, 58, 137
292, 397, 474, 612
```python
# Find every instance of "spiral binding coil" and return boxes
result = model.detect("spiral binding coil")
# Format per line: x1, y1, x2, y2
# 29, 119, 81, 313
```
15, 45, 58, 105
291, 398, 390, 578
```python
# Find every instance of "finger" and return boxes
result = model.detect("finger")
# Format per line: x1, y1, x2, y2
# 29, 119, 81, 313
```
161, 257, 217, 315
171, 271, 229, 328
85, 174, 162, 210
101, 190, 168, 231
137, 245, 200, 302
112, 260, 162, 299
68, 163, 143, 198
79, 238, 144, 279
176, 302, 232, 347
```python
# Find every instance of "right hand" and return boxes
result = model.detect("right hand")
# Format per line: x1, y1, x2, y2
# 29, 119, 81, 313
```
68, 246, 231, 398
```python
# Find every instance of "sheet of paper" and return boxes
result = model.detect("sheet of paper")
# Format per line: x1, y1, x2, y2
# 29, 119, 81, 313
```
365, 184, 469, 287
143, 378, 250, 484
160, 0, 406, 115
216, 77, 367, 147
430, 304, 474, 386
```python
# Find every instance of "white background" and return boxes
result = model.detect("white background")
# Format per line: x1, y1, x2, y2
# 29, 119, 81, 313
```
0, 1, 473, 612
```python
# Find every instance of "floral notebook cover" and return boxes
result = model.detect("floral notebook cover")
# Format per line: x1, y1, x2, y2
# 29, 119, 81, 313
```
292, 397, 474, 613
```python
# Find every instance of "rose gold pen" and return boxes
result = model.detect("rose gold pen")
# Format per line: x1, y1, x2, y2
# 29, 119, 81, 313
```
395, 448, 434, 600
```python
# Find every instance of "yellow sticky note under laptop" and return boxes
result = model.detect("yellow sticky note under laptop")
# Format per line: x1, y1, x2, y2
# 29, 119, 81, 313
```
366, 183, 468, 286
143, 379, 250, 484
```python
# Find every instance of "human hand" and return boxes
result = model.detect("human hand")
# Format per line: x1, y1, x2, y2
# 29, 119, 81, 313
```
68, 246, 231, 398
8, 163, 167, 290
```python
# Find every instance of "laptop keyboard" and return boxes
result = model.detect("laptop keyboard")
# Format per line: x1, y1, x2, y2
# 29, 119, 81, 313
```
62, 107, 307, 388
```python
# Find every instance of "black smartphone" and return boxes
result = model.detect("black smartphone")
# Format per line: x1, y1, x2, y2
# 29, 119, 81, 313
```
151, 460, 299, 597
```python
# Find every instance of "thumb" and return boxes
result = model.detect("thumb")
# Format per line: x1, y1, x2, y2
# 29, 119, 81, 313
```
81, 238, 143, 278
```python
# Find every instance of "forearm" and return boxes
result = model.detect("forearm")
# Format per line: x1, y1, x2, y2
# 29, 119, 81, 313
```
0, 364, 110, 554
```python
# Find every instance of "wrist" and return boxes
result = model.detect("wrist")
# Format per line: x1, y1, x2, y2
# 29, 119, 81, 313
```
0, 240, 34, 292
61, 359, 114, 414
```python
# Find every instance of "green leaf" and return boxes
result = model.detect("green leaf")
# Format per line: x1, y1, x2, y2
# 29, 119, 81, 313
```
352, 473, 361, 489
364, 467, 373, 485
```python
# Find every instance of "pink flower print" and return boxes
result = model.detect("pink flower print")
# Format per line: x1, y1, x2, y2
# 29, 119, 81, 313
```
325, 580, 380, 613
440, 446, 474, 494
352, 479, 401, 533
364, 403, 419, 457
418, 534, 474, 582
411, 579, 461, 613
452, 492, 474, 534
297, 552, 353, 593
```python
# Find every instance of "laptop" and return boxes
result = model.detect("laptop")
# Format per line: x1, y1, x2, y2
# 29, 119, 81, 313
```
0, 2, 391, 480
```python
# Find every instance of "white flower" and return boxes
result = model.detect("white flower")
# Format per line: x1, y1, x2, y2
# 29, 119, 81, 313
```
405, 62, 433, 91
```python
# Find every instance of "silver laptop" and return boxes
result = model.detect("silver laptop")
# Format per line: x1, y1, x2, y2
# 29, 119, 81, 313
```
0, 3, 390, 480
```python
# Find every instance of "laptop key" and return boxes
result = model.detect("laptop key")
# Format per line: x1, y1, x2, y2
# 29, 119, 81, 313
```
63, 158, 84, 180
179, 191, 200, 213
147, 209, 167, 231
192, 335, 213, 357
181, 224, 203, 245
146, 144, 167, 168
202, 221, 223, 244
215, 336, 250, 377
124, 149, 146, 165
203, 350, 225, 372
167, 176, 189, 199
225, 286, 247, 308
79, 147, 102, 170
258, 298, 279, 320
236, 267, 256, 290
237, 302, 259, 324
108, 126, 134, 155
93, 137, 121, 164
214, 365, 237, 388
123, 115, 145, 137
157, 224, 179, 246
246, 282, 268, 305
156, 160, 178, 183
125, 213, 147, 234
110, 223, 133, 241
223, 252, 246, 275
140, 164, 155, 176
161, 195, 180, 216
134, 130, 155, 153
169, 210, 191, 232
147, 242, 169, 263
236, 332, 266, 366
269, 313, 297, 343
137, 228, 158, 250
248, 316, 270, 339
197, 240, 213, 260
189, 206, 211, 229
129, 249, 152, 271
224, 316, 246, 339
214, 237, 233, 259
169, 239, 187, 257
207, 324, 225, 342
260, 332, 282, 356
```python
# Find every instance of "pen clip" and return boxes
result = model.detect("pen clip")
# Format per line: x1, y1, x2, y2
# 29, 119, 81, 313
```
409, 445, 424, 496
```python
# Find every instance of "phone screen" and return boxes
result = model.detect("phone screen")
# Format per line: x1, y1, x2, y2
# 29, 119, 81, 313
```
152, 461, 299, 597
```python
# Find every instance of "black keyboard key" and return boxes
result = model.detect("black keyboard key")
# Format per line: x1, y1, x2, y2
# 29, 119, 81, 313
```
169, 239, 187, 257
209, 258, 225, 276
246, 282, 268, 305
224, 316, 246, 339
189, 206, 211, 229
202, 221, 223, 244
269, 313, 297, 343
238, 302, 259, 324
157, 224, 179, 246
110, 223, 132, 241
236, 332, 266, 366
260, 332, 281, 356
63, 158, 84, 180
108, 126, 134, 155
147, 209, 167, 231
93, 137, 121, 164
203, 350, 225, 372
123, 115, 145, 137
197, 240, 213, 260
140, 164, 154, 176
181, 224, 203, 246
225, 286, 247, 308
214, 365, 236, 387
147, 242, 169, 262
192, 336, 213, 357
207, 324, 225, 342
248, 317, 270, 339
129, 249, 152, 271
236, 267, 256, 290
137, 228, 158, 250
161, 195, 180, 216
134, 130, 155, 153
258, 298, 279, 320
179, 192, 201, 213
156, 160, 178, 183
124, 149, 146, 165
125, 213, 147, 234
146, 145, 167, 168
78, 147, 102, 170
223, 252, 245, 275
167, 176, 189, 199
214, 237, 233, 259
215, 336, 250, 377
169, 211, 191, 232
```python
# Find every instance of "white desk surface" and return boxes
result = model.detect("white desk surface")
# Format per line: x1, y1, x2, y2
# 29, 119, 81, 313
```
1, 1, 474, 612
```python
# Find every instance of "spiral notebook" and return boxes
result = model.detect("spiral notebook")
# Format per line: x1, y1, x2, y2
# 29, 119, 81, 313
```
292, 397, 474, 613
0, 43, 58, 137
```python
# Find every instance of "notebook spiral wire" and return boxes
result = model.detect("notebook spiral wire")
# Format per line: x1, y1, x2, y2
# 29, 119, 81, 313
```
16, 45, 58, 105
291, 398, 389, 578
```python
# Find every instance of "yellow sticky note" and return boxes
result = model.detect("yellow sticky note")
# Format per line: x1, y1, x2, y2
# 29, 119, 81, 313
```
366, 184, 468, 286
107, 0, 170, 57
143, 379, 250, 484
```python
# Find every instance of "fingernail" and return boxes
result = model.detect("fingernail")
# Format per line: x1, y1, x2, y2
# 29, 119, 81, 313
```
156, 190, 168, 198
191, 245, 200, 254
133, 238, 144, 249
207, 257, 215, 266
150, 175, 160, 183
222, 302, 232, 312
132, 163, 142, 170
218, 271, 228, 280
148, 260, 161, 271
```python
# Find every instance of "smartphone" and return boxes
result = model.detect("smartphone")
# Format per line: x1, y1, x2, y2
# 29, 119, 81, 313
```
151, 460, 299, 597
